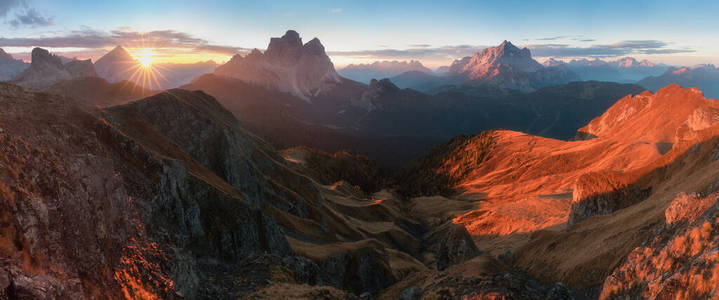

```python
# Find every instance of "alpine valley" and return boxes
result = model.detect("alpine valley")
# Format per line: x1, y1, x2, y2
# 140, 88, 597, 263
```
2, 20, 719, 300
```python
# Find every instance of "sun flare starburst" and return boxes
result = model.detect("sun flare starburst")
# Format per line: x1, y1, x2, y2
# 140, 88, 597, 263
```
122, 47, 169, 91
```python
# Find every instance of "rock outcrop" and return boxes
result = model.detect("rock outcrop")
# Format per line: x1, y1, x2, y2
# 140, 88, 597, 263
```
215, 30, 342, 101
601, 192, 719, 299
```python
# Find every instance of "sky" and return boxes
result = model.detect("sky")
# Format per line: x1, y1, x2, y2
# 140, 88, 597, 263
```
1, 0, 718, 68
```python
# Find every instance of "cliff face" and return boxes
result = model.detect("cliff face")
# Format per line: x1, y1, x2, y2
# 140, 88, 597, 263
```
0, 84, 294, 298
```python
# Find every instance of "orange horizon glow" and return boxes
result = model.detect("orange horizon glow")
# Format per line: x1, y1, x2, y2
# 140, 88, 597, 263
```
125, 47, 229, 65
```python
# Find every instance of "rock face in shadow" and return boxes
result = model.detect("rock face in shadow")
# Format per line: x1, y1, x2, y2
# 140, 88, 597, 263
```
567, 171, 650, 226
0, 48, 29, 81
0, 83, 301, 298
428, 223, 481, 270
0, 83, 437, 298
280, 146, 386, 193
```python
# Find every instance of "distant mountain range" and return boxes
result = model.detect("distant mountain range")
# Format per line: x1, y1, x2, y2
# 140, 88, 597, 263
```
3, 45, 215, 91
11, 48, 96, 90
541, 57, 668, 82
94, 45, 216, 89
189, 31, 646, 167
338, 60, 433, 83
638, 64, 719, 99
383, 41, 580, 93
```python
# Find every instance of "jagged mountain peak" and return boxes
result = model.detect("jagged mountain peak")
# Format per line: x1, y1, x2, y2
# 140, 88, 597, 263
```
615, 57, 639, 68
368, 78, 399, 92
543, 58, 566, 67
11, 47, 96, 90
265, 29, 304, 59
214, 30, 341, 101
303, 37, 326, 55
94, 45, 139, 83
449, 40, 542, 77
446, 40, 574, 91
103, 45, 134, 61
30, 47, 64, 68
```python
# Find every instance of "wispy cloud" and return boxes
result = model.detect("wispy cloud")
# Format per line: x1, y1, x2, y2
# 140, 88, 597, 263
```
0, 0, 22, 17
10, 8, 51, 27
0, 0, 52, 28
328, 44, 485, 62
527, 40, 694, 58
536, 36, 567, 41
328, 39, 693, 66
0, 28, 244, 55
331, 8, 342, 14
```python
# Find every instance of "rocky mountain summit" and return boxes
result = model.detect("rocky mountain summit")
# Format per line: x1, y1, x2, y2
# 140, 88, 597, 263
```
215, 30, 342, 101
11, 48, 97, 90
447, 41, 578, 91
93, 46, 138, 83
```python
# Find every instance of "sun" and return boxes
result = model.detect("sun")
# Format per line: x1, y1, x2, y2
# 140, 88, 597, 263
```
137, 52, 155, 68
138, 54, 153, 67
123, 48, 168, 91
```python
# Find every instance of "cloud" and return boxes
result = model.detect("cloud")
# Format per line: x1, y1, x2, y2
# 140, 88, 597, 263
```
328, 44, 485, 62
536, 36, 567, 41
0, 28, 244, 55
0, 0, 22, 17
526, 40, 694, 58
328, 39, 694, 66
10, 8, 51, 27
331, 8, 342, 14
194, 44, 250, 55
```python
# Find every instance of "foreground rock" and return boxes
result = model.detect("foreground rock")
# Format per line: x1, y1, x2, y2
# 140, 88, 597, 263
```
601, 192, 719, 299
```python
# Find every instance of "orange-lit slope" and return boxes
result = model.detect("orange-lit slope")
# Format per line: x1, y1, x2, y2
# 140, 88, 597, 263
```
443, 84, 719, 237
